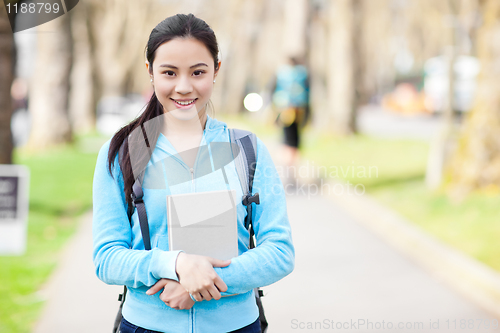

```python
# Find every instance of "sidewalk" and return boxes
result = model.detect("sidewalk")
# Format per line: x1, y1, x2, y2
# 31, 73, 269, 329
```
261, 191, 497, 332
33, 211, 121, 333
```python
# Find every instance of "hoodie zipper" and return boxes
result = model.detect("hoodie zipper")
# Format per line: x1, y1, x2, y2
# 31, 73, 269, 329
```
189, 167, 195, 191
191, 307, 195, 332
188, 128, 207, 191
165, 127, 208, 191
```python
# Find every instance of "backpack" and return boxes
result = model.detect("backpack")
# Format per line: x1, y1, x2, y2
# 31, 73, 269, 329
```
113, 128, 268, 333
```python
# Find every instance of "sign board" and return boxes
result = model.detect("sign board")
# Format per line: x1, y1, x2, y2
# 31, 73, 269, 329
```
0, 164, 29, 255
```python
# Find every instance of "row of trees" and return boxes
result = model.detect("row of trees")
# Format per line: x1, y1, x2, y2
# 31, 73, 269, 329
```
0, 0, 498, 194
29, 0, 162, 148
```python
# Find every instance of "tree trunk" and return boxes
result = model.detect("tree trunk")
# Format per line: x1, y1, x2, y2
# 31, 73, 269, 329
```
88, 0, 153, 100
351, 0, 368, 119
28, 15, 73, 149
218, 0, 261, 114
327, 0, 359, 135
308, 4, 329, 130
447, 0, 500, 197
282, 0, 308, 58
0, 5, 14, 163
425, 0, 461, 190
68, 2, 95, 134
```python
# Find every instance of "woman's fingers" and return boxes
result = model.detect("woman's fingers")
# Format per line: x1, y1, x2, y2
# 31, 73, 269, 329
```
146, 278, 170, 295
157, 281, 196, 310
207, 257, 231, 268
175, 254, 230, 299
200, 289, 212, 301
213, 274, 228, 293
208, 284, 222, 300
189, 284, 221, 302
192, 292, 203, 302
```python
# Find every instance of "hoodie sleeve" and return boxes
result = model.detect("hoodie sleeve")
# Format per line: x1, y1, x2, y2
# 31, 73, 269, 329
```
214, 137, 295, 295
92, 141, 182, 288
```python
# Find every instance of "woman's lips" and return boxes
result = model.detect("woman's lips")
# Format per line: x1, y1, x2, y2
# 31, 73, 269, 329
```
171, 98, 197, 108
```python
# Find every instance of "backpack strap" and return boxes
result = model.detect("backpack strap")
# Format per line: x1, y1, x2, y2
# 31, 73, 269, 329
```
131, 178, 151, 251
118, 138, 151, 251
117, 141, 153, 333
229, 128, 268, 331
229, 128, 259, 247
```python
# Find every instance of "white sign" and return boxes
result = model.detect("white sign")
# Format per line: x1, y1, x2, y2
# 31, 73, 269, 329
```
0, 164, 29, 255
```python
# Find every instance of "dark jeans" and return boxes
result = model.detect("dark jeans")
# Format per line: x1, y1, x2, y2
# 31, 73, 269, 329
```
120, 317, 261, 333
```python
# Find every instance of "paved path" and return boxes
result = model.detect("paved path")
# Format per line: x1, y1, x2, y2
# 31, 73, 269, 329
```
262, 191, 497, 332
33, 211, 121, 333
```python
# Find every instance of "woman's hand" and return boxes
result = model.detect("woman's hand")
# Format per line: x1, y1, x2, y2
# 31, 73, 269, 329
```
147, 279, 195, 310
175, 252, 231, 302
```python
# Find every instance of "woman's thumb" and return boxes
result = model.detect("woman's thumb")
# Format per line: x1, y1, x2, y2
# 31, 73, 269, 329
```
209, 257, 231, 267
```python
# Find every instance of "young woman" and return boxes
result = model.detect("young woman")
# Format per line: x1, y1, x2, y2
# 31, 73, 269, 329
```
92, 13, 294, 333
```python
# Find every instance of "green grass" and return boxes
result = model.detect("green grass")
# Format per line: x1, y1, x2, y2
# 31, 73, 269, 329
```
300, 131, 429, 190
216, 113, 500, 271
370, 181, 500, 271
0, 140, 100, 333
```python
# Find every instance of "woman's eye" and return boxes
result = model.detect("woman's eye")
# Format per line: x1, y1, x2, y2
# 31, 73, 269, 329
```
164, 71, 176, 76
193, 70, 205, 76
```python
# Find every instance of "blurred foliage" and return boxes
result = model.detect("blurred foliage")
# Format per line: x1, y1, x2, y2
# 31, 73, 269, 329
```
0, 140, 98, 333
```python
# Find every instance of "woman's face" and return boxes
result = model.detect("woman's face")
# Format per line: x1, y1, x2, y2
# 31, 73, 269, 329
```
148, 37, 219, 121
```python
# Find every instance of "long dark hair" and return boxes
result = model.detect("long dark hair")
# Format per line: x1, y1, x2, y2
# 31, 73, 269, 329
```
107, 13, 220, 207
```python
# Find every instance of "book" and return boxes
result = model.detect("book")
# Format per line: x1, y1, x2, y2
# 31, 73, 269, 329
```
167, 189, 238, 260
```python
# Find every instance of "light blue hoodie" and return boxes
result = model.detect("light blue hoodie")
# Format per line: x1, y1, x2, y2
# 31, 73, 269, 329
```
92, 115, 295, 333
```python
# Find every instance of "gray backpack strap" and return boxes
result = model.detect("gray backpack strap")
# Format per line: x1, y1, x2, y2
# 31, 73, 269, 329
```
114, 140, 152, 333
229, 129, 250, 196
131, 178, 151, 251
118, 138, 151, 250
229, 128, 268, 332
229, 128, 260, 230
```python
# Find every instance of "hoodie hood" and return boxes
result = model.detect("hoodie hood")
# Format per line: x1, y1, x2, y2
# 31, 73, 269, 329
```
154, 114, 228, 159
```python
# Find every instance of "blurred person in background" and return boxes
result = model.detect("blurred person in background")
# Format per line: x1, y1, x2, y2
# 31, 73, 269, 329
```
271, 56, 310, 184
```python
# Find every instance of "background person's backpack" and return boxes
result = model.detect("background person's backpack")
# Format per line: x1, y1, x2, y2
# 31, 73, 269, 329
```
113, 128, 268, 333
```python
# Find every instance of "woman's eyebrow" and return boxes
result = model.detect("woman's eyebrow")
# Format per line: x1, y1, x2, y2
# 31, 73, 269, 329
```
158, 63, 208, 69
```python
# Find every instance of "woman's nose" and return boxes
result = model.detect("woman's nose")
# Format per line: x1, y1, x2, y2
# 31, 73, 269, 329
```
175, 76, 193, 94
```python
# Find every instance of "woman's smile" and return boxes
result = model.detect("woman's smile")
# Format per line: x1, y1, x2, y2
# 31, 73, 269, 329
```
171, 98, 198, 108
